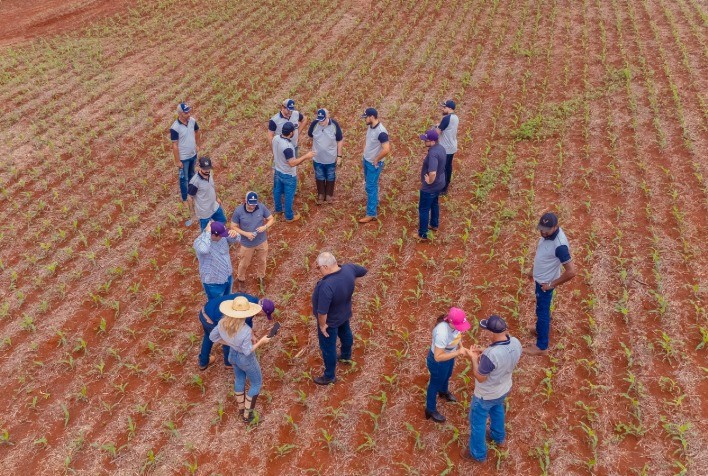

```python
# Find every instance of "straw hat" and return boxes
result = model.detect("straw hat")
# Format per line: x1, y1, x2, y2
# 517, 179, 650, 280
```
219, 296, 262, 318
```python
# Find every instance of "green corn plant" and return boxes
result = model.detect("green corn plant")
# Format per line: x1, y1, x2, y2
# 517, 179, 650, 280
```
404, 422, 424, 450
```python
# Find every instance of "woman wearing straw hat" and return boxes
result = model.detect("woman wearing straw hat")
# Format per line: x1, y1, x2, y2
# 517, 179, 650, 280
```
210, 296, 272, 423
425, 307, 471, 423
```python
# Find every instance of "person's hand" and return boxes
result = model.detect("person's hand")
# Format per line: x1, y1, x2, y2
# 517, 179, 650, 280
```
457, 342, 466, 356
259, 335, 272, 344
526, 270, 534, 281
217, 198, 222, 205
256, 225, 267, 233
336, 157, 342, 166
468, 348, 479, 360
319, 324, 329, 337
176, 162, 184, 169
228, 229, 239, 238
205, 222, 212, 234
251, 335, 257, 345
424, 173, 430, 184
541, 282, 554, 292
248, 232, 257, 240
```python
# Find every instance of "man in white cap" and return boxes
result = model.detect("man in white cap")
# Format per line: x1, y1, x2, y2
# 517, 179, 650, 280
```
306, 108, 344, 204
461, 315, 522, 463
268, 98, 307, 157
229, 191, 275, 292
170, 102, 201, 226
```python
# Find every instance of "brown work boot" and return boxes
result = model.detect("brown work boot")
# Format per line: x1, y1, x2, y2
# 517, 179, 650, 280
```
523, 345, 548, 356
358, 215, 376, 223
286, 213, 301, 223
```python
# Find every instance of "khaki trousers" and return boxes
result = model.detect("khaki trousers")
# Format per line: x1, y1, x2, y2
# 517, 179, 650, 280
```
237, 240, 268, 281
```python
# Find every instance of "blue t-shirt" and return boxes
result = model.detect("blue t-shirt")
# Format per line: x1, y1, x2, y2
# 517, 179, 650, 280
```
231, 203, 272, 248
311, 263, 368, 327
420, 143, 447, 192
202, 292, 258, 328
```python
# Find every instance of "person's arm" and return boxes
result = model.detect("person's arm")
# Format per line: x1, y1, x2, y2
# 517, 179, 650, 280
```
374, 132, 390, 165
433, 342, 466, 362
437, 114, 451, 134
268, 120, 277, 144
171, 129, 182, 167
315, 285, 333, 337
256, 213, 275, 233
468, 350, 492, 382
287, 150, 316, 167
335, 120, 344, 165
307, 120, 317, 138
230, 220, 256, 241
542, 245, 577, 291
194, 124, 201, 154
353, 263, 368, 277
317, 313, 329, 337
209, 325, 226, 345
251, 334, 272, 352
194, 226, 211, 255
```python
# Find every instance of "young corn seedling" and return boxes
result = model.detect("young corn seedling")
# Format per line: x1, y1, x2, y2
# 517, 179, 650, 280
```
274, 443, 297, 457
283, 413, 299, 433
404, 422, 424, 450
356, 433, 376, 452
191, 375, 206, 395
319, 429, 338, 452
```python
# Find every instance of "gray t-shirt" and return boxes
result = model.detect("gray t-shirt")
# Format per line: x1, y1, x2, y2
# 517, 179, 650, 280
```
272, 135, 297, 176
308, 119, 343, 165
474, 336, 522, 400
170, 117, 198, 160
533, 228, 572, 284
270, 111, 302, 146
188, 173, 219, 219
363, 122, 389, 164
231, 203, 272, 248
420, 143, 447, 192
430, 322, 462, 354
438, 113, 459, 154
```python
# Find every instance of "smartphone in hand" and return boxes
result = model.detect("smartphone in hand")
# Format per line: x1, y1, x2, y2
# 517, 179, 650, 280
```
267, 322, 281, 338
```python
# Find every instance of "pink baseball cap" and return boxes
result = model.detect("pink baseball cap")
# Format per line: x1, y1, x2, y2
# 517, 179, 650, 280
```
445, 307, 470, 332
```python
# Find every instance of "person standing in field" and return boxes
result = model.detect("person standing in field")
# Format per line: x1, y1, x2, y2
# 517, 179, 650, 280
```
268, 98, 307, 157
437, 99, 459, 195
525, 212, 577, 356
193, 221, 240, 300
209, 296, 273, 423
311, 252, 367, 385
229, 191, 275, 292
424, 308, 471, 423
461, 315, 522, 463
358, 107, 391, 223
170, 102, 201, 226
417, 129, 447, 241
272, 122, 316, 223
187, 156, 228, 230
306, 108, 343, 204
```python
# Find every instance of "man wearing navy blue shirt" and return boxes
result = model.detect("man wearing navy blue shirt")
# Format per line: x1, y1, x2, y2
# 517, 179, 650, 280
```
170, 102, 201, 226
525, 212, 577, 356
417, 129, 447, 241
311, 252, 367, 385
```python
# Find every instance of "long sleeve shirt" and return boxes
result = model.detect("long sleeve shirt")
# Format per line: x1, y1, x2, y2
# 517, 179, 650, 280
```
193, 229, 239, 284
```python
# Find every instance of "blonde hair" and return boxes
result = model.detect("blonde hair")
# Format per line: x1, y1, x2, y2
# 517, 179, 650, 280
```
221, 317, 245, 337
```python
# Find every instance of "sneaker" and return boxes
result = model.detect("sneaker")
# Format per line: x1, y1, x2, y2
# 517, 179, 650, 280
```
424, 409, 446, 423
198, 355, 216, 371
428, 225, 438, 231
286, 213, 301, 223
438, 391, 457, 402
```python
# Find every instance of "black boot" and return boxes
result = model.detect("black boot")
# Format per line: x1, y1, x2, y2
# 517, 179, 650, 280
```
324, 180, 335, 203
438, 391, 458, 403
425, 409, 446, 423
243, 394, 258, 423
315, 179, 326, 205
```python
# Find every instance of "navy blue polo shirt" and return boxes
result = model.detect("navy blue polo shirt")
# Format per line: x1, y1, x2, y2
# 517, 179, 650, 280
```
202, 292, 259, 328
312, 264, 368, 327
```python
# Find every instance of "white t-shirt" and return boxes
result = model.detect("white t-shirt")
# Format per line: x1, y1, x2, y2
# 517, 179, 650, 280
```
430, 322, 461, 353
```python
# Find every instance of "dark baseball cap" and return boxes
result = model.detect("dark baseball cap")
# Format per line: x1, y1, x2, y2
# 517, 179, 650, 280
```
246, 191, 258, 205
419, 129, 439, 141
537, 212, 558, 232
198, 156, 213, 170
282, 98, 295, 110
260, 298, 275, 319
361, 107, 378, 118
210, 221, 228, 237
316, 108, 327, 122
441, 99, 456, 110
178, 102, 191, 113
282, 122, 295, 135
479, 315, 508, 333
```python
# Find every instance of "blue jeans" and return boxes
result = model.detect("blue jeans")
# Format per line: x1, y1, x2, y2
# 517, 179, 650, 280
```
178, 155, 197, 201
273, 170, 298, 220
313, 161, 336, 181
468, 393, 508, 461
535, 282, 555, 350
317, 320, 353, 380
442, 153, 454, 194
418, 190, 440, 238
198, 206, 227, 231
229, 350, 263, 398
425, 349, 454, 412
362, 158, 384, 217
202, 275, 233, 300
198, 310, 230, 367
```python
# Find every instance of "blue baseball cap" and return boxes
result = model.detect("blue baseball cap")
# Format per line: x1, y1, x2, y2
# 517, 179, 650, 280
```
282, 99, 295, 111
479, 315, 508, 333
440, 99, 456, 110
246, 191, 258, 205
361, 107, 378, 118
178, 102, 191, 113
316, 108, 327, 122
419, 129, 439, 141
282, 122, 295, 135
537, 212, 558, 232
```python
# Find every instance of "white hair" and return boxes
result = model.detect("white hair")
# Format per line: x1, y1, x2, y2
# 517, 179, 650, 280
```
317, 252, 337, 267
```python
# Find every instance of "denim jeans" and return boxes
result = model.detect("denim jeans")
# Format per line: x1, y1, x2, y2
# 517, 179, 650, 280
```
178, 155, 197, 201
362, 158, 384, 217
468, 393, 508, 461
198, 206, 227, 231
418, 190, 440, 238
535, 281, 555, 350
313, 161, 337, 181
202, 275, 233, 300
198, 310, 229, 367
273, 170, 298, 220
229, 350, 263, 398
425, 349, 454, 412
442, 153, 454, 194
317, 320, 353, 380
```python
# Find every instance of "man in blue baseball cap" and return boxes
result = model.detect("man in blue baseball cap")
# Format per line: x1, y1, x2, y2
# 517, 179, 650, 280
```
417, 129, 446, 241
230, 191, 275, 292
170, 102, 201, 226
306, 108, 344, 204
359, 107, 390, 223
437, 99, 459, 195
268, 98, 307, 157
271, 122, 316, 222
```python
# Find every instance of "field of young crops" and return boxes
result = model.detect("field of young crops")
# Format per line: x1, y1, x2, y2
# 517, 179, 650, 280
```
0, 0, 705, 474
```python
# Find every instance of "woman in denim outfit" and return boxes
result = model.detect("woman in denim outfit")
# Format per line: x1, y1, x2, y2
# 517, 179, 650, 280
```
425, 307, 471, 423
210, 296, 272, 423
